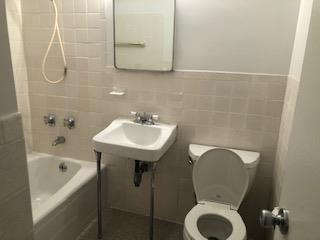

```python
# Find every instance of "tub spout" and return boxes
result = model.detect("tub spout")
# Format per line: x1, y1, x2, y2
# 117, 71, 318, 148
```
52, 136, 65, 146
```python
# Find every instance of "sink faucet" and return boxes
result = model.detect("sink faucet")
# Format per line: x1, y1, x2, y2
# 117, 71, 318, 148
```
130, 112, 159, 125
52, 136, 66, 146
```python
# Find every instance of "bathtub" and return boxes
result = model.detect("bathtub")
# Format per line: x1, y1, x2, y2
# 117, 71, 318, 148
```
28, 153, 105, 240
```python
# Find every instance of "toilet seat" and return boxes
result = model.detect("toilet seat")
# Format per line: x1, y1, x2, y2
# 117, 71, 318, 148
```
192, 148, 249, 210
184, 148, 250, 240
184, 202, 246, 240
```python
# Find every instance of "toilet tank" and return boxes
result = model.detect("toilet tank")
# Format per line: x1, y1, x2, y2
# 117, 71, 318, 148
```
188, 144, 260, 193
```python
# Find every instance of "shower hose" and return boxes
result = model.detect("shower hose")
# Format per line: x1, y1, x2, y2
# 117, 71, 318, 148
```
42, 0, 67, 84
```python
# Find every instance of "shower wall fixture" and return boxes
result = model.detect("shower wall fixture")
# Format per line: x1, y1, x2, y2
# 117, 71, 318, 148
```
41, 0, 67, 84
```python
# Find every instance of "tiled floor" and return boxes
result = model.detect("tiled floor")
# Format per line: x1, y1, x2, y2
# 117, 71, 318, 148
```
77, 208, 183, 240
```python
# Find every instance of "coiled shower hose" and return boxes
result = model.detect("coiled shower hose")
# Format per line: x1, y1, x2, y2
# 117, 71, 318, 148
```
42, 0, 67, 84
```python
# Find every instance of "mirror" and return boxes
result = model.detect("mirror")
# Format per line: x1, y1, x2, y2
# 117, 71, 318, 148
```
113, 0, 175, 71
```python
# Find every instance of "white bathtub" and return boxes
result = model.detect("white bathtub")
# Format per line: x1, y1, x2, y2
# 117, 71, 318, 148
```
27, 153, 104, 240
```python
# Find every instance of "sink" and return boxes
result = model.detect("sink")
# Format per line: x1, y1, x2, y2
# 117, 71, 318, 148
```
92, 118, 177, 162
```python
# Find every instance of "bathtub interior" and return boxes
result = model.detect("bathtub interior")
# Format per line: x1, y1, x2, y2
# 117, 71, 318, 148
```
28, 155, 81, 211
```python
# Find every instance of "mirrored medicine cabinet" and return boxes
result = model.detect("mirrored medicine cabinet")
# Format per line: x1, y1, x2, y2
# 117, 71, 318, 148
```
113, 0, 175, 71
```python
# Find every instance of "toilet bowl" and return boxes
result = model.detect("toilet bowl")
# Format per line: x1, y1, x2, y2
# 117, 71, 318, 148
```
183, 144, 260, 240
184, 203, 246, 240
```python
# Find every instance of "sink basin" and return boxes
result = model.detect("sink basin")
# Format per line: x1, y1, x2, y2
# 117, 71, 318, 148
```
92, 118, 177, 162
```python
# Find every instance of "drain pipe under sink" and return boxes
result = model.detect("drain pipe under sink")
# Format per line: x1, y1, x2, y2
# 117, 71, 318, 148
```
133, 160, 149, 187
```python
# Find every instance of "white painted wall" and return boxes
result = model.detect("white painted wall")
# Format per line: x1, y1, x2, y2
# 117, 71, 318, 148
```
274, 1, 320, 238
0, 0, 17, 116
289, 0, 314, 80
107, 0, 301, 74
272, 0, 313, 207
174, 0, 300, 74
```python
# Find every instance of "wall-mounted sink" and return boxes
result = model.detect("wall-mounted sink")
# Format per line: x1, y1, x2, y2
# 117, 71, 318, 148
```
93, 117, 177, 239
93, 118, 177, 162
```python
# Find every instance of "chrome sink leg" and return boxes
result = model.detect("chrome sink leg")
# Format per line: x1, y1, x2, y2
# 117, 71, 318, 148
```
95, 150, 103, 239
149, 163, 157, 240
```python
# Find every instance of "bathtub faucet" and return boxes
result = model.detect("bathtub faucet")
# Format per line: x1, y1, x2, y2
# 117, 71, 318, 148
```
52, 136, 66, 146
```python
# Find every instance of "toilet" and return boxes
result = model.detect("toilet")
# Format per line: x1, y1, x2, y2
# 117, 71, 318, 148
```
183, 144, 260, 240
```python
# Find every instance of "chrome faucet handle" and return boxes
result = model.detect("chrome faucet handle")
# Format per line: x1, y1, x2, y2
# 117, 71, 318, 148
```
44, 114, 56, 127
130, 111, 137, 117
151, 114, 159, 121
145, 114, 159, 125
130, 111, 140, 123
63, 116, 75, 129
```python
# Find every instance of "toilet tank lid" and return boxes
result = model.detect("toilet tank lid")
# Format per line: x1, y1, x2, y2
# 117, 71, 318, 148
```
189, 144, 260, 168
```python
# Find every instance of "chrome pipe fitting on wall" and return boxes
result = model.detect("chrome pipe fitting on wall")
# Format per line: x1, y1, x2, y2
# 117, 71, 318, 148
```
43, 114, 76, 129
44, 114, 56, 127
63, 116, 75, 129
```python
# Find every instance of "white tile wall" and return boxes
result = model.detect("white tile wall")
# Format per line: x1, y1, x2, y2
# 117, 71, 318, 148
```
272, 76, 300, 205
0, 112, 33, 239
6, 0, 33, 153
